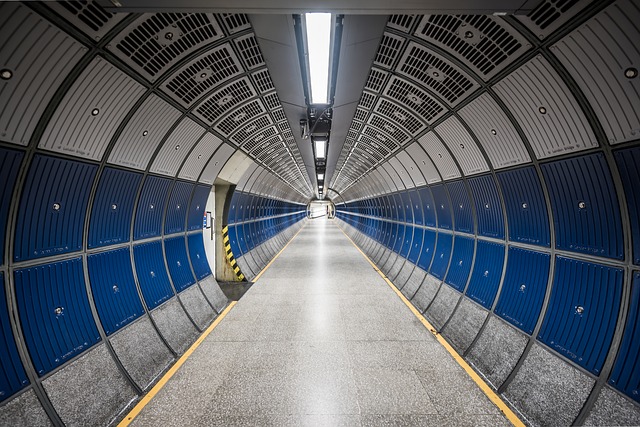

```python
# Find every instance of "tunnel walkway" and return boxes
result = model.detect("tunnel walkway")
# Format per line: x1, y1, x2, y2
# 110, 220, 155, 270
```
128, 217, 511, 426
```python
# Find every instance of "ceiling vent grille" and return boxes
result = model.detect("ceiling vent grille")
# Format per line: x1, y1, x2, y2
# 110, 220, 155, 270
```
234, 33, 264, 69
374, 32, 405, 69
347, 129, 360, 141
359, 92, 377, 110
415, 15, 529, 80
194, 77, 256, 124
365, 68, 389, 92
374, 98, 425, 136
263, 92, 281, 110
518, 0, 590, 39
213, 99, 265, 136
237, 125, 277, 149
367, 115, 411, 145
383, 76, 445, 123
220, 13, 251, 34
273, 109, 287, 123
48, 0, 125, 41
251, 68, 275, 93
354, 108, 369, 122
111, 13, 224, 81
387, 15, 417, 33
360, 128, 399, 152
162, 43, 243, 107
230, 115, 274, 145
397, 42, 478, 106
350, 121, 363, 133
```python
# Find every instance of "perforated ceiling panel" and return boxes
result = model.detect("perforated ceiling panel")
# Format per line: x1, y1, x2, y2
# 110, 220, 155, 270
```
160, 43, 243, 108
150, 117, 205, 177
374, 32, 405, 69
46, 0, 128, 41
108, 94, 182, 170
193, 76, 257, 125
436, 116, 489, 176
458, 92, 531, 169
374, 98, 425, 137
178, 133, 223, 181
396, 41, 480, 107
0, 3, 85, 147
199, 143, 235, 184
493, 55, 598, 159
219, 13, 251, 35
417, 132, 461, 181
415, 14, 531, 81
517, 0, 593, 39
388, 157, 415, 188
234, 33, 265, 70
109, 13, 224, 82
405, 142, 442, 184
552, 0, 640, 145
214, 99, 267, 137
39, 57, 145, 161
387, 14, 418, 33
383, 76, 446, 124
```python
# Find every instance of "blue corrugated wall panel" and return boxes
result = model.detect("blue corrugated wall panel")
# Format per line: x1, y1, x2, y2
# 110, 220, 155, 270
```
541, 153, 623, 260
14, 258, 101, 376
417, 229, 437, 271
237, 223, 248, 254
187, 233, 211, 280
228, 191, 239, 224
410, 190, 422, 225
134, 176, 171, 240
466, 240, 505, 310
615, 147, 640, 265
88, 168, 142, 249
0, 148, 24, 266
418, 187, 436, 227
495, 248, 550, 335
400, 226, 412, 257
610, 271, 640, 402
445, 236, 474, 291
430, 232, 453, 280
401, 192, 413, 223
165, 181, 194, 235
14, 155, 97, 262
447, 180, 474, 234
133, 241, 174, 310
87, 248, 144, 335
187, 185, 210, 231
468, 175, 504, 239
408, 227, 423, 264
164, 236, 196, 292
393, 224, 405, 253
538, 257, 623, 375
497, 167, 550, 247
0, 272, 29, 402
431, 185, 452, 230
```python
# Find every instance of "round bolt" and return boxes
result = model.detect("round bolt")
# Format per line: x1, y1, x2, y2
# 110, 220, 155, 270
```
200, 72, 207, 79
113, 285, 119, 292
111, 204, 117, 210
176, 261, 181, 267
483, 270, 489, 277
578, 201, 586, 209
491, 129, 497, 135
539, 106, 547, 114
522, 202, 528, 209
458, 260, 463, 266
54, 307, 64, 316
91, 108, 100, 116
150, 271, 156, 278
150, 204, 154, 210
464, 31, 474, 39
575, 306, 584, 315
53, 203, 61, 211
142, 130, 149, 136
164, 31, 174, 40
625, 67, 638, 79
460, 143, 465, 149
519, 284, 526, 292
0, 69, 13, 80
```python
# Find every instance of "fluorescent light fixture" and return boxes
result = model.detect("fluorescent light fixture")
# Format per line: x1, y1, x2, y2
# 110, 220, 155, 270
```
314, 139, 326, 159
318, 173, 324, 180
305, 13, 331, 104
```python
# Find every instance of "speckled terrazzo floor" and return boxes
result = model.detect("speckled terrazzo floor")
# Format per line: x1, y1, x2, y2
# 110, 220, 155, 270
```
131, 218, 511, 426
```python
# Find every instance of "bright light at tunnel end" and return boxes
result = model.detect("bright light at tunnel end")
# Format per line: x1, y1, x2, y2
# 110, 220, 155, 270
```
305, 13, 331, 104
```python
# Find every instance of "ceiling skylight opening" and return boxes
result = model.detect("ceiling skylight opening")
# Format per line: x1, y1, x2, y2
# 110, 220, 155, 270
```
305, 13, 332, 104
314, 138, 327, 159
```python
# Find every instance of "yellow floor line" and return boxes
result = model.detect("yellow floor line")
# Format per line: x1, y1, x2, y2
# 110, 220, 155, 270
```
118, 301, 237, 426
252, 222, 306, 283
339, 226, 525, 427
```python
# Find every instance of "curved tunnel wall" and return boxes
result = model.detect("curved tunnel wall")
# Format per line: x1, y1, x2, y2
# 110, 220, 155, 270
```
0, 2, 309, 425
330, 1, 640, 423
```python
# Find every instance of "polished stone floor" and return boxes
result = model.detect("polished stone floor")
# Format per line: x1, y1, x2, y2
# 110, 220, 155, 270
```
132, 218, 510, 426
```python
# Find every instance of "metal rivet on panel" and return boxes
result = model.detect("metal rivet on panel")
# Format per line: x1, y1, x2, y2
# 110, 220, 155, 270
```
458, 260, 463, 266
522, 202, 528, 209
150, 271, 156, 278
459, 204, 464, 209
54, 307, 64, 317
175, 145, 181, 150
197, 154, 202, 159
575, 305, 584, 315
52, 203, 61, 211
519, 284, 526, 292
490, 129, 497, 135
485, 203, 490, 209
0, 68, 12, 80
460, 143, 465, 149
538, 106, 547, 114
113, 285, 119, 293
440, 204, 444, 209
177, 205, 181, 209
625, 67, 638, 79
440, 253, 444, 259
111, 204, 117, 210
142, 130, 149, 136
483, 270, 489, 277
91, 108, 100, 116
150, 204, 154, 210
578, 201, 586, 209
177, 261, 181, 267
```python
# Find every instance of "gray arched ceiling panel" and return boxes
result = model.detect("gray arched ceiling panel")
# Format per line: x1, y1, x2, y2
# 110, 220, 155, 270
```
458, 92, 531, 169
387, 14, 418, 33
417, 132, 460, 181
381, 162, 406, 190
213, 99, 268, 138
39, 57, 145, 160
108, 13, 225, 82
0, 3, 85, 146
405, 142, 442, 184
150, 117, 205, 176
395, 41, 480, 107
219, 13, 251, 35
108, 94, 183, 170
233, 159, 259, 189
178, 133, 223, 181
395, 150, 425, 187
382, 75, 446, 124
230, 115, 274, 146
552, 0, 640, 145
374, 32, 406, 70
493, 55, 598, 159
435, 116, 489, 175
199, 143, 235, 184
414, 14, 531, 81
516, 0, 593, 40
388, 157, 414, 189
233, 33, 265, 70
373, 97, 426, 137
159, 42, 244, 108
46, 1, 128, 42
193, 76, 257, 126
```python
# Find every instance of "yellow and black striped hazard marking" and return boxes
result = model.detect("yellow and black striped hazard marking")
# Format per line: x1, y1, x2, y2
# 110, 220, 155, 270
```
222, 226, 244, 281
